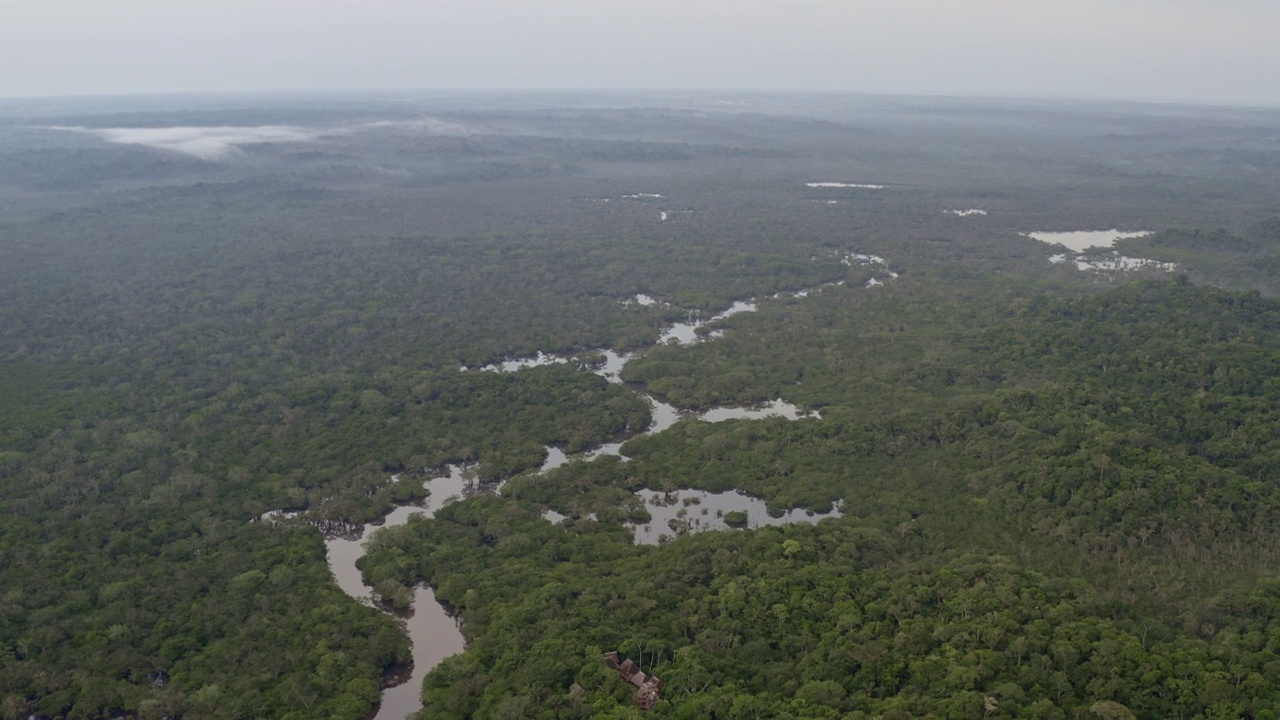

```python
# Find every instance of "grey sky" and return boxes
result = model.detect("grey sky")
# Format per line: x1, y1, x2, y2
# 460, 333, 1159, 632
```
3, 0, 1278, 105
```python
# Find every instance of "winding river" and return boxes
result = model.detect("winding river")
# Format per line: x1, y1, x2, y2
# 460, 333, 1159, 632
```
306, 257, 893, 718
324, 466, 474, 720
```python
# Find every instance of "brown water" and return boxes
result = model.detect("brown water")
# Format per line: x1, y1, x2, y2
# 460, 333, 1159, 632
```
539, 397, 816, 473
324, 466, 474, 720
1024, 229, 1152, 252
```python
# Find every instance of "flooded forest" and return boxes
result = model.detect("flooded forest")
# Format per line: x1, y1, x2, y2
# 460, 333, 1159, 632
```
4, 91, 1280, 719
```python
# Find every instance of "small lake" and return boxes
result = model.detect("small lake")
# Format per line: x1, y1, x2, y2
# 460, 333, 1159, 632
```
1039, 232, 1176, 274
1025, 229, 1151, 253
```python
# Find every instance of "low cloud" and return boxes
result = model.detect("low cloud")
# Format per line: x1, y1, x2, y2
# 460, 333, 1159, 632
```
46, 125, 320, 160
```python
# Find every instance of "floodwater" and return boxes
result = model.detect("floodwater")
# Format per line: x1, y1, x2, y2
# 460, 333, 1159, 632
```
1025, 229, 1151, 253
541, 446, 572, 472
1073, 255, 1177, 272
537, 484, 842, 546
539, 398, 816, 472
842, 253, 898, 277
323, 467, 476, 720
698, 398, 814, 423
479, 351, 566, 373
592, 349, 633, 384
1034, 233, 1177, 273
631, 490, 841, 545
659, 301, 757, 345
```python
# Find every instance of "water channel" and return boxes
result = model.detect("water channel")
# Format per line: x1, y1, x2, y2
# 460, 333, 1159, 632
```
297, 263, 894, 718
323, 467, 474, 720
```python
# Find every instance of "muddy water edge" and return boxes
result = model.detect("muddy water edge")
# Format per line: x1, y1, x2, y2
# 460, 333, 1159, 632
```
324, 467, 473, 720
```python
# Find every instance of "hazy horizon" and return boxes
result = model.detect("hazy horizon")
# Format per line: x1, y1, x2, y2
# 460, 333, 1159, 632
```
4, 86, 1280, 111
5, 1, 1280, 107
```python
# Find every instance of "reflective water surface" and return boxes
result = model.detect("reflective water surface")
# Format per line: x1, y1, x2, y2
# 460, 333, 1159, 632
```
629, 489, 843, 545
1025, 229, 1151, 252
323, 467, 474, 720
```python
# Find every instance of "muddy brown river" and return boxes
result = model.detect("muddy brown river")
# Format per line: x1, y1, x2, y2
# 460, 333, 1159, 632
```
323, 467, 472, 720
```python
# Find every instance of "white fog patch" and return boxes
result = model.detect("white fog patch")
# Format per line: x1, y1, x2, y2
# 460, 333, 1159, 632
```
806, 182, 885, 189
1024, 229, 1152, 253
1049, 254, 1067, 265
45, 125, 320, 160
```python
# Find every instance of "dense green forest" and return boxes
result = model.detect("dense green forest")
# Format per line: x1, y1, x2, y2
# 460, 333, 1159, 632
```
3, 92, 1280, 719
362, 279, 1280, 719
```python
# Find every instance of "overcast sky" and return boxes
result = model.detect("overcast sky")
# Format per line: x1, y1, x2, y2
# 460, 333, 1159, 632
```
3, 0, 1278, 105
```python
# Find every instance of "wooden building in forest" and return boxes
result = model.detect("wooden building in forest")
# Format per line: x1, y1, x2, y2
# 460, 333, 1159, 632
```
604, 650, 664, 711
